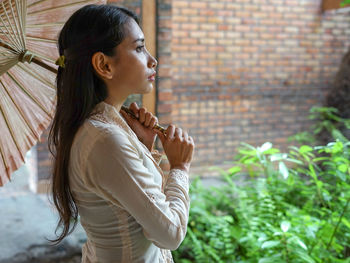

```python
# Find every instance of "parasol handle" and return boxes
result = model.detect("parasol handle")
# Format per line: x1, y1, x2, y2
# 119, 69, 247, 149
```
121, 105, 167, 135
0, 41, 58, 74
31, 57, 58, 74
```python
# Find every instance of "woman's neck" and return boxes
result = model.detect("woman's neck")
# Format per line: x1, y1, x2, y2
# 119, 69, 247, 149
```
103, 96, 126, 112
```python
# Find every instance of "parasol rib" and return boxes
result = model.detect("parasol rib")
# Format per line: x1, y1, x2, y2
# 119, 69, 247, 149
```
14, 0, 26, 48
27, 0, 47, 8
1, 73, 43, 136
6, 0, 23, 49
0, 82, 24, 163
26, 36, 56, 43
8, 0, 25, 48
6, 71, 54, 117
0, 4, 21, 51
17, 63, 55, 89
26, 22, 64, 28
0, 145, 10, 182
28, 0, 97, 15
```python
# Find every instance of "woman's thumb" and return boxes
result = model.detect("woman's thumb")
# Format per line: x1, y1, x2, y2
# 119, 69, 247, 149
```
120, 109, 133, 124
155, 128, 165, 144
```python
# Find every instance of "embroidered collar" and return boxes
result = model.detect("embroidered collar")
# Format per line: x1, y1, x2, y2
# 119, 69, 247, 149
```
89, 101, 139, 141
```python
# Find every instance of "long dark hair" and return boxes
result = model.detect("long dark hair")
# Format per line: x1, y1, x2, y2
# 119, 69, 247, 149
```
48, 4, 139, 244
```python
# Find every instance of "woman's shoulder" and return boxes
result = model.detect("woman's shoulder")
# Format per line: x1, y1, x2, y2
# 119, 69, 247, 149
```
70, 119, 129, 165
78, 118, 127, 145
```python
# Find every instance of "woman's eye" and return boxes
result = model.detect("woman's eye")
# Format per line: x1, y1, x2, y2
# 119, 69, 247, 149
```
136, 45, 145, 52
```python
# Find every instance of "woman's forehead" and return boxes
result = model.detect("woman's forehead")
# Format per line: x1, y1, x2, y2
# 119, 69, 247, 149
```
123, 19, 144, 44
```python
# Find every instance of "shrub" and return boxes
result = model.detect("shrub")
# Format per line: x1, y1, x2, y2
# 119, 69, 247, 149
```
173, 109, 350, 263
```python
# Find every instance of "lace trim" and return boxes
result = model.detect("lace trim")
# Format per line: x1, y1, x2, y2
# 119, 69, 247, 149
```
160, 249, 174, 263
89, 103, 139, 141
151, 149, 163, 165
89, 113, 110, 124
169, 168, 188, 183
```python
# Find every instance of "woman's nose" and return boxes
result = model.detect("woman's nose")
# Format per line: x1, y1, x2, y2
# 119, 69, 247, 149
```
148, 55, 157, 69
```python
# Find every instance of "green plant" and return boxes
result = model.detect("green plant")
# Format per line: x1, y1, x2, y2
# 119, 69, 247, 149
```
341, 0, 350, 7
173, 108, 350, 262
288, 106, 350, 144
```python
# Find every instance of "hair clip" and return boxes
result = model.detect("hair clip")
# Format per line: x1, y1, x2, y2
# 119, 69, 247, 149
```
55, 55, 66, 68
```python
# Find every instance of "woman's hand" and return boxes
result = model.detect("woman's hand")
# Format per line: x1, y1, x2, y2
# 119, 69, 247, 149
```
155, 124, 195, 173
120, 102, 158, 152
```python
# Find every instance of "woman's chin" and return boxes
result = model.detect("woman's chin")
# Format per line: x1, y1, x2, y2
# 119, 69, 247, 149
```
143, 84, 154, 94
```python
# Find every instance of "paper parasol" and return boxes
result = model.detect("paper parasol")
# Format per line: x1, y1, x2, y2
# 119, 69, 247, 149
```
0, 0, 105, 186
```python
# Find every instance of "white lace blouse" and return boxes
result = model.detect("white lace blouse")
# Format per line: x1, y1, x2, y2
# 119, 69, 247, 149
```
68, 101, 190, 263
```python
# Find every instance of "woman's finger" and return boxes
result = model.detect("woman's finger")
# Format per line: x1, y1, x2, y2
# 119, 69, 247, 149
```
166, 125, 175, 139
144, 112, 152, 127
120, 109, 132, 123
149, 116, 158, 129
129, 102, 140, 118
155, 128, 166, 144
188, 136, 195, 146
139, 108, 146, 123
183, 131, 189, 141
174, 127, 182, 139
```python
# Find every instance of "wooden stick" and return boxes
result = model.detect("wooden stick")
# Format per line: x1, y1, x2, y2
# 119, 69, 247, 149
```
121, 105, 166, 135
0, 41, 58, 74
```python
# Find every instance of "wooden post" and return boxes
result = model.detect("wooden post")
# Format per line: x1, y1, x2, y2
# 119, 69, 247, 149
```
142, 0, 157, 114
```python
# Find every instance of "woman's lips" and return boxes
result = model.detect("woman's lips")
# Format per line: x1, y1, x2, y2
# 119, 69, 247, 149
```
148, 73, 156, 81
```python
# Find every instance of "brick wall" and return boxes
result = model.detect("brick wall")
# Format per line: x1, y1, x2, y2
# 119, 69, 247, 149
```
36, 0, 350, 181
169, 0, 350, 170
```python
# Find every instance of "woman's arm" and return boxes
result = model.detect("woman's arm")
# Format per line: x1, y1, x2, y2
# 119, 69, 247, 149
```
85, 128, 190, 250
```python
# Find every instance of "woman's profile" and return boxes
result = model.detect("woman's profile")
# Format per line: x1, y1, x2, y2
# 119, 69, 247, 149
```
48, 4, 194, 263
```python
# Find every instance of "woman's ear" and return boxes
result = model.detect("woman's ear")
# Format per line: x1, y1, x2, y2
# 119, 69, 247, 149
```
91, 52, 113, 80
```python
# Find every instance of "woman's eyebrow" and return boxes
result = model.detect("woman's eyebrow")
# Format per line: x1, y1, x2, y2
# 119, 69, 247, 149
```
133, 38, 144, 43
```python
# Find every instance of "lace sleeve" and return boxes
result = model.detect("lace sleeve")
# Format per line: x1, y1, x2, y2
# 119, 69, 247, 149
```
166, 169, 190, 194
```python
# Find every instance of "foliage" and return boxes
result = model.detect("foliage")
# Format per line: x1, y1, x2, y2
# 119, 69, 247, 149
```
288, 106, 350, 145
341, 0, 350, 7
173, 109, 350, 263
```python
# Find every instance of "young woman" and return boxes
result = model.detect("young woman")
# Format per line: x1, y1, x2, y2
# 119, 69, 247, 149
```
48, 4, 194, 263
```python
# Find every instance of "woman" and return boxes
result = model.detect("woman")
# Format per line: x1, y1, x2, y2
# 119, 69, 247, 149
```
48, 4, 194, 263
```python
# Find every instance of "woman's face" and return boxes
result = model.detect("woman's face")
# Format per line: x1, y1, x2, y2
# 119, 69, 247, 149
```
109, 19, 157, 97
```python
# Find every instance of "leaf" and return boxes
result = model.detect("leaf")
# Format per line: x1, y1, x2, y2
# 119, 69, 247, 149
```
258, 254, 283, 263
270, 153, 288, 162
331, 129, 348, 144
294, 250, 315, 263
259, 142, 273, 153
228, 166, 242, 175
281, 221, 291, 232
279, 162, 289, 179
342, 217, 350, 230
299, 145, 313, 154
338, 164, 348, 173
261, 240, 280, 249
308, 164, 317, 181
297, 239, 308, 250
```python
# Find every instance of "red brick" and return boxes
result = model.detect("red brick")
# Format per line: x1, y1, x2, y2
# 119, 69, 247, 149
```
158, 103, 172, 113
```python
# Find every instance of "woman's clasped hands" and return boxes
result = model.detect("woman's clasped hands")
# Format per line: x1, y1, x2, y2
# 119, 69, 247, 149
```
120, 102, 195, 173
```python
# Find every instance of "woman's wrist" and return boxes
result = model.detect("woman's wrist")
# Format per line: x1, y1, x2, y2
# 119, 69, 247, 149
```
170, 164, 189, 173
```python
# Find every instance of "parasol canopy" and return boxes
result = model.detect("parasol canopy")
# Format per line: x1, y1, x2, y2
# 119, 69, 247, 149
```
0, 0, 106, 186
